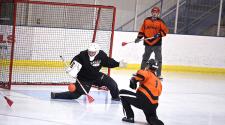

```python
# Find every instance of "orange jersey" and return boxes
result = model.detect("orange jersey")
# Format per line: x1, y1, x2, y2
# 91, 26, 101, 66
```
133, 69, 162, 104
138, 17, 169, 46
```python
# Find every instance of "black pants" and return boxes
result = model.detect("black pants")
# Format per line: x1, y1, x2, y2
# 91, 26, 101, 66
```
54, 73, 119, 99
119, 89, 164, 125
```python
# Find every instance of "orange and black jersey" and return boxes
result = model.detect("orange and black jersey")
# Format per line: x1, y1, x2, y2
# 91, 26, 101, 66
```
138, 17, 169, 46
133, 69, 162, 104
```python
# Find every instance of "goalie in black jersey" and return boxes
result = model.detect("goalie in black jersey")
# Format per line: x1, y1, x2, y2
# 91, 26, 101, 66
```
51, 43, 127, 101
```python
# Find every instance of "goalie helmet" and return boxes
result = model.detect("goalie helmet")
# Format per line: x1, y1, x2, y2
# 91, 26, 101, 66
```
88, 42, 100, 61
88, 42, 100, 52
146, 59, 158, 70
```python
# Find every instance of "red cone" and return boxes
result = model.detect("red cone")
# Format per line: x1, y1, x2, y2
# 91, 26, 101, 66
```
4, 96, 13, 107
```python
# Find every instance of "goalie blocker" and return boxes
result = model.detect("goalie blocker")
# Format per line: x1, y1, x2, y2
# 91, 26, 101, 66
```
51, 43, 127, 101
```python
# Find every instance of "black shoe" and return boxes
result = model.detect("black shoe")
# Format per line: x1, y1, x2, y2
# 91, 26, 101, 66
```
51, 92, 56, 99
111, 97, 120, 101
148, 117, 164, 125
122, 117, 134, 123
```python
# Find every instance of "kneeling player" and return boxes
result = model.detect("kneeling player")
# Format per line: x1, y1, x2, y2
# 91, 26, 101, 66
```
119, 59, 164, 125
51, 43, 127, 101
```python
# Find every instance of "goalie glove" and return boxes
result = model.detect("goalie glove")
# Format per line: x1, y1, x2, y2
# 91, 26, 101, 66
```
119, 60, 127, 68
66, 60, 82, 78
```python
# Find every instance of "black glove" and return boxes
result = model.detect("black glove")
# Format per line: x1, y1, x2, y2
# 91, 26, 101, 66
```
129, 78, 137, 90
153, 33, 161, 39
135, 38, 141, 43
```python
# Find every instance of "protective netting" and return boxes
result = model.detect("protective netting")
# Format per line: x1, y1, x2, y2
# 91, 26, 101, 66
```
0, 25, 12, 89
0, 1, 115, 87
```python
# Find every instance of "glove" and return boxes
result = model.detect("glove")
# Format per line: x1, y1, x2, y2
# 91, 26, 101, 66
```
119, 60, 127, 68
153, 33, 161, 39
129, 78, 137, 90
135, 38, 141, 43
65, 60, 82, 78
66, 67, 78, 78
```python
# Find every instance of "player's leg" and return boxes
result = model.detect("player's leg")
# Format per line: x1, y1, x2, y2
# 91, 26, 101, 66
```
141, 46, 153, 69
144, 110, 164, 125
51, 91, 82, 99
153, 46, 162, 78
139, 92, 164, 125
147, 117, 164, 125
119, 89, 142, 123
97, 74, 120, 100
51, 81, 91, 99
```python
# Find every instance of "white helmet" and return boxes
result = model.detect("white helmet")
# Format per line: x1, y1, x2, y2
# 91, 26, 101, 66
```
88, 43, 100, 61
88, 42, 100, 52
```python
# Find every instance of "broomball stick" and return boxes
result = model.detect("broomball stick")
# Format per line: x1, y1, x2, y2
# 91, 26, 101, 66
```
122, 36, 155, 46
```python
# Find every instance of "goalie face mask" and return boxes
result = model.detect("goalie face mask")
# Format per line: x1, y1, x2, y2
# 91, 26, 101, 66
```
88, 51, 99, 61
88, 43, 100, 61
88, 51, 97, 56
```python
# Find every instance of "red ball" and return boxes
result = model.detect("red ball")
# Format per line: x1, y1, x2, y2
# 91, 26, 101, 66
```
68, 83, 76, 92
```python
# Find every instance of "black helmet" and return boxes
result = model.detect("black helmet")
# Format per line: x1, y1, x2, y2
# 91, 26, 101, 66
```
146, 59, 158, 70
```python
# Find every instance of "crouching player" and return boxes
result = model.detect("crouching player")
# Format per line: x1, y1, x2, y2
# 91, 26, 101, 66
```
119, 59, 164, 125
51, 43, 127, 101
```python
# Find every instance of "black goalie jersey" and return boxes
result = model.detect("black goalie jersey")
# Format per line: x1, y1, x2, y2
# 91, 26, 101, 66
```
71, 50, 119, 81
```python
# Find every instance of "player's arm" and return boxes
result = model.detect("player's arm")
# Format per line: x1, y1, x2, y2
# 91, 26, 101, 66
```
150, 19, 169, 40
98, 51, 127, 68
150, 20, 168, 39
158, 19, 169, 38
135, 20, 146, 43
100, 51, 120, 68
137, 22, 145, 39
70, 53, 82, 65
130, 70, 145, 89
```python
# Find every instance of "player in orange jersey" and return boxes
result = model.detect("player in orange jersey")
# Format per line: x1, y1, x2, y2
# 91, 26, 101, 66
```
119, 59, 164, 125
135, 6, 169, 80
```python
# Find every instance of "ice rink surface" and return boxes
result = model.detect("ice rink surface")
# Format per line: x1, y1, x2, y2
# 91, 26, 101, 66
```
1, 70, 225, 125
